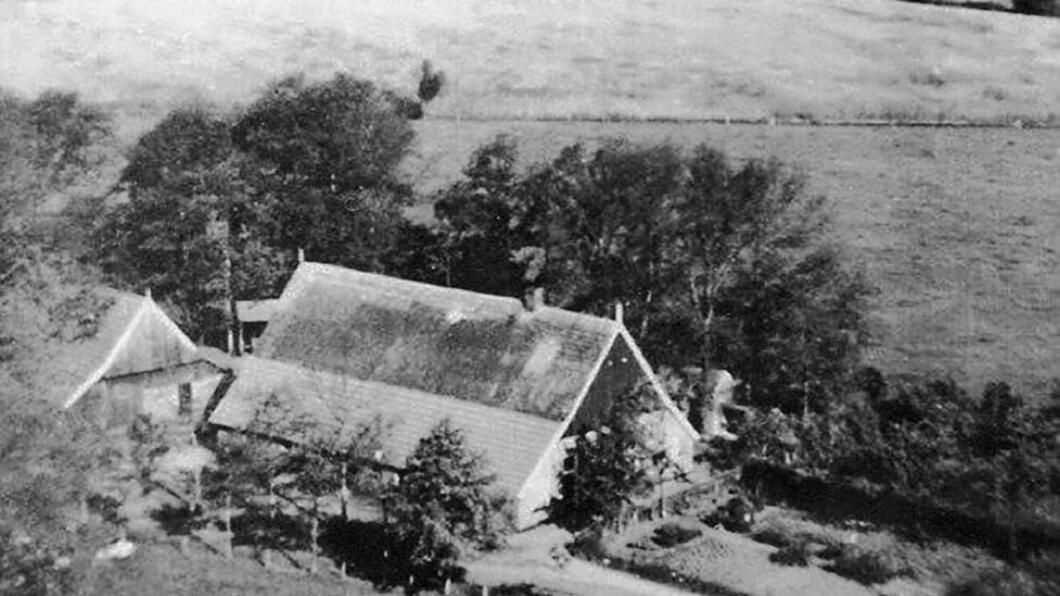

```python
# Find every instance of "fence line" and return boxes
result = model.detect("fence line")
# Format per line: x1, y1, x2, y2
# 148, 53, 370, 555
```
430, 114, 1059, 129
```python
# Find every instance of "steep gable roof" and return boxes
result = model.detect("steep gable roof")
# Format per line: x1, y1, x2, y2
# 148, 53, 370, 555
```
46, 289, 199, 408
209, 356, 561, 494
256, 262, 622, 422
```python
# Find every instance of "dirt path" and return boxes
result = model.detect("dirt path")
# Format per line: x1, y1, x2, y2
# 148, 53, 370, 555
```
466, 526, 699, 596
468, 557, 699, 596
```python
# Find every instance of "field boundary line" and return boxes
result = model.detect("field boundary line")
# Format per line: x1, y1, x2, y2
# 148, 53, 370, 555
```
427, 114, 1060, 130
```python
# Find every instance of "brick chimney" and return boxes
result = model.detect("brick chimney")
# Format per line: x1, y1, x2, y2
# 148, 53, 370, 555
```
524, 287, 545, 312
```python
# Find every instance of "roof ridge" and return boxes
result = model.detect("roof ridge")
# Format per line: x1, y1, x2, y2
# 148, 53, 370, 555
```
297, 261, 624, 330
301, 261, 521, 306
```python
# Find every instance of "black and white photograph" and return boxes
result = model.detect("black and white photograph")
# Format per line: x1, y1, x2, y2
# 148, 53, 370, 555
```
1, 1, 1058, 594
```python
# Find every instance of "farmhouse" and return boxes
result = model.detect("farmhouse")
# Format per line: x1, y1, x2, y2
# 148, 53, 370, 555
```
208, 261, 699, 528
49, 288, 226, 426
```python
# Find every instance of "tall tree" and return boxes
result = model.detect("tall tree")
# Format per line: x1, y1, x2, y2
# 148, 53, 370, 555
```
385, 420, 511, 592
549, 387, 651, 532
232, 73, 415, 271
97, 73, 420, 343
673, 149, 871, 409
431, 136, 529, 294
430, 138, 872, 409
96, 107, 249, 344
1, 90, 111, 280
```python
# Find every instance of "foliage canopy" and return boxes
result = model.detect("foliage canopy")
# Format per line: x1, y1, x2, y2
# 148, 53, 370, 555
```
426, 136, 872, 411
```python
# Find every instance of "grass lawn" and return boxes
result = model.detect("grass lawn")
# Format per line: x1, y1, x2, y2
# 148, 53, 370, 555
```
407, 118, 1060, 397
2, 0, 1059, 129
75, 539, 379, 596
600, 503, 1011, 596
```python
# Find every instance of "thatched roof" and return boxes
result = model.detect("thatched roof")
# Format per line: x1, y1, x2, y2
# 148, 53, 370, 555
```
256, 262, 623, 422
209, 356, 561, 494
46, 288, 200, 408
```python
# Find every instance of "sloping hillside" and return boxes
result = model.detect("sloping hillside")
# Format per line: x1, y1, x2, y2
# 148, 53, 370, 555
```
2, 0, 1059, 127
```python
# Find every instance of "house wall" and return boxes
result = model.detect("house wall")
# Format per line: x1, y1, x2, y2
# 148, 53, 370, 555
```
509, 338, 641, 530
75, 383, 140, 428
514, 437, 568, 529
512, 338, 698, 529
637, 408, 695, 470
75, 368, 225, 429
566, 338, 694, 469
138, 373, 225, 423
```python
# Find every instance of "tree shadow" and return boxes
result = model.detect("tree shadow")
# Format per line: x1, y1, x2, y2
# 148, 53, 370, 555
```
228, 503, 310, 552
318, 517, 406, 588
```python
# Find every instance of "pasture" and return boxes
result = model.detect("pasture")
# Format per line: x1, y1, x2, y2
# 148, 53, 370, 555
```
2, 0, 1059, 129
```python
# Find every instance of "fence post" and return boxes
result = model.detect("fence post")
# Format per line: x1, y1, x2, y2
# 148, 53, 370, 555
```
341, 461, 349, 521
310, 498, 320, 574
269, 481, 276, 520
225, 494, 233, 559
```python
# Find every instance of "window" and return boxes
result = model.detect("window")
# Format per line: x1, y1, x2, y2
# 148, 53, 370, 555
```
178, 383, 192, 418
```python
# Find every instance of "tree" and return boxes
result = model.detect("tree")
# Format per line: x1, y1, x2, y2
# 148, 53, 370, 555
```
417, 60, 445, 104
961, 383, 1058, 559
95, 107, 250, 344
549, 388, 650, 532
430, 138, 872, 409
97, 72, 419, 342
385, 420, 511, 593
1013, 0, 1059, 16
431, 136, 530, 294
233, 73, 413, 195
2, 90, 112, 282
232, 73, 414, 273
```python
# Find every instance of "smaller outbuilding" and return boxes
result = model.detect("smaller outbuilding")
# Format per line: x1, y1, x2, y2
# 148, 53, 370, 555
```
48, 288, 226, 427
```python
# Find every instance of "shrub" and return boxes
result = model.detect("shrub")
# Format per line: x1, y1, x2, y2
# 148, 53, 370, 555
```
0, 526, 76, 596
1013, 0, 1060, 16
707, 495, 756, 533
751, 525, 794, 549
945, 551, 1060, 596
828, 544, 908, 585
549, 388, 650, 532
651, 522, 702, 548
770, 539, 813, 567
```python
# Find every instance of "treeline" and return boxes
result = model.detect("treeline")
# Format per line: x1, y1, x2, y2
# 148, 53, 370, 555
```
715, 373, 1060, 559
897, 0, 1060, 17
82, 74, 871, 410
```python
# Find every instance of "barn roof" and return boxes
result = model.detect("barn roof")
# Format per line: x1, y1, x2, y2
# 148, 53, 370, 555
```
256, 262, 623, 422
208, 356, 561, 494
45, 288, 200, 408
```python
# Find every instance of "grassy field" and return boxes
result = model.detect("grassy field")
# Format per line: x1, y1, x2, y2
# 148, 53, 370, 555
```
601, 505, 1010, 596
2, 0, 1059, 129
78, 540, 376, 596
3, 0, 1057, 394
405, 119, 1060, 397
